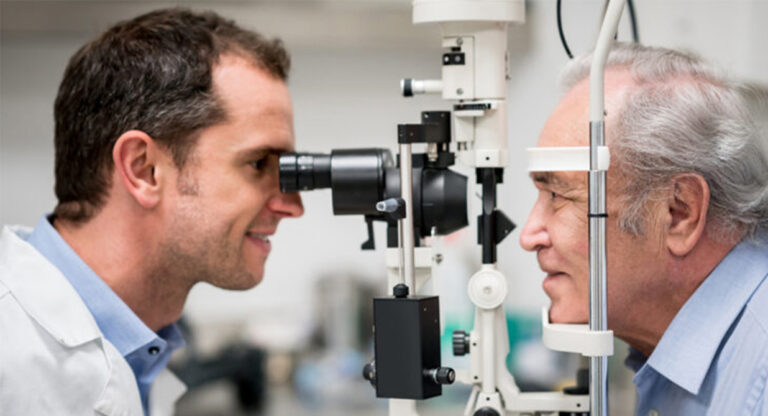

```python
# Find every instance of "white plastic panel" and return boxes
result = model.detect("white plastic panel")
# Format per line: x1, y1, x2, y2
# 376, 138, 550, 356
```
413, 0, 525, 24
441, 35, 475, 100
505, 391, 589, 413
527, 146, 610, 172
541, 307, 614, 357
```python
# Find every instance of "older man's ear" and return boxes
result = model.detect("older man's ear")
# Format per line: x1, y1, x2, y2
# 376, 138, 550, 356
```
663, 174, 711, 257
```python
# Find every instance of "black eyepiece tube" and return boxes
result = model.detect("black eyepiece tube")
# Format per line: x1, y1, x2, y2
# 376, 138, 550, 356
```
279, 152, 332, 193
279, 149, 394, 216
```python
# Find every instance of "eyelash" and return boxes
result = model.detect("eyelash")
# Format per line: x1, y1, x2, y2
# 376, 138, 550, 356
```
250, 157, 268, 171
550, 191, 567, 202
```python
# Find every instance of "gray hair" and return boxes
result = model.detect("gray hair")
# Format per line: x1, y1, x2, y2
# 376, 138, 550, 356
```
560, 42, 768, 241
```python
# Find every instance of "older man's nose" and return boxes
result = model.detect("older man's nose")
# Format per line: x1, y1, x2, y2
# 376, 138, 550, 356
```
519, 204, 550, 252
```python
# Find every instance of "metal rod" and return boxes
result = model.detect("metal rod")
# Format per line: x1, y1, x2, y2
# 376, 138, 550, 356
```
589, 120, 609, 416
397, 221, 405, 288
589, 2, 626, 414
590, 0, 627, 122
399, 143, 416, 292
480, 168, 498, 264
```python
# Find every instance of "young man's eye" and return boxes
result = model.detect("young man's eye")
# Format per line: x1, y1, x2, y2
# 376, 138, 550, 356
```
250, 158, 267, 171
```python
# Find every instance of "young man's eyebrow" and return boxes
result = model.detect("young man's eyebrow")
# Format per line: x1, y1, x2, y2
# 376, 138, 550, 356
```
236, 146, 289, 160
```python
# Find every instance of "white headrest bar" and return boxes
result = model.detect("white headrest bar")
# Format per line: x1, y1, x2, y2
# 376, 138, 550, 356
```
526, 146, 610, 172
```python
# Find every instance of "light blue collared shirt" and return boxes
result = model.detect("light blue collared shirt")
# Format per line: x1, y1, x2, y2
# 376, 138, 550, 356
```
24, 215, 185, 416
625, 233, 768, 415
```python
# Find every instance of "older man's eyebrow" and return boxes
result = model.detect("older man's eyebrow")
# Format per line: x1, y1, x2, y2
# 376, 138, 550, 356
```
530, 172, 574, 190
530, 172, 559, 185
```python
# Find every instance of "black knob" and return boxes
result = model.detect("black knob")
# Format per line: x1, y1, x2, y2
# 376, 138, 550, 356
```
402, 78, 413, 97
393, 284, 409, 298
473, 407, 500, 416
362, 361, 376, 387
424, 367, 455, 385
453, 330, 470, 356
436, 367, 455, 384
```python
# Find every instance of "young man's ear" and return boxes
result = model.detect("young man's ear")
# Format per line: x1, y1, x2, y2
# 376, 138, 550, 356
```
112, 130, 168, 209
663, 173, 710, 257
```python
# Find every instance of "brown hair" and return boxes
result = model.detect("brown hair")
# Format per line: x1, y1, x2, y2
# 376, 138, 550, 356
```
53, 8, 290, 222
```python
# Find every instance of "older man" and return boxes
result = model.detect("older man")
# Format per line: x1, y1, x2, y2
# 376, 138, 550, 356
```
520, 43, 768, 414
0, 8, 303, 416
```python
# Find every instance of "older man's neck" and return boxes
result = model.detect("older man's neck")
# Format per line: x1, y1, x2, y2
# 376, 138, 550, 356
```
618, 234, 739, 357
54, 212, 190, 332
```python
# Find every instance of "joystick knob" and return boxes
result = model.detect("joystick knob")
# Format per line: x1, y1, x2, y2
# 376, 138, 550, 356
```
453, 330, 470, 356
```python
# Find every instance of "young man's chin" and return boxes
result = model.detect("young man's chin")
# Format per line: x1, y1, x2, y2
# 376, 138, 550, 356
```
209, 269, 264, 291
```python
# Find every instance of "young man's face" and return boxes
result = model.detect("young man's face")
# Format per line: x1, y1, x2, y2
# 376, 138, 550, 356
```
519, 71, 666, 327
158, 54, 303, 290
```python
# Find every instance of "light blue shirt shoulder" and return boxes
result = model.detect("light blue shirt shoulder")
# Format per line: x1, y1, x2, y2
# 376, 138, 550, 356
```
627, 233, 768, 415
24, 216, 185, 415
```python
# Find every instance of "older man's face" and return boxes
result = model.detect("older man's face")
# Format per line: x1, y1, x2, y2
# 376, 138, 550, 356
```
519, 71, 666, 326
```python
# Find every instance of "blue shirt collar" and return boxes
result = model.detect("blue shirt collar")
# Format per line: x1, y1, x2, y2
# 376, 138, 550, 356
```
643, 233, 768, 395
25, 215, 164, 356
25, 215, 186, 414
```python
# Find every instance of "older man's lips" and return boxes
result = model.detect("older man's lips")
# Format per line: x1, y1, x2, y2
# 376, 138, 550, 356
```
542, 272, 568, 289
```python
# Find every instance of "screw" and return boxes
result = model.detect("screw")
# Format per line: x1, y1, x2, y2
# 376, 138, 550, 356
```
433, 253, 444, 264
457, 37, 463, 46
456, 88, 464, 95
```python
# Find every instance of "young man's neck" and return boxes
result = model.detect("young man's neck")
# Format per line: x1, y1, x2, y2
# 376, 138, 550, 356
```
54, 212, 191, 332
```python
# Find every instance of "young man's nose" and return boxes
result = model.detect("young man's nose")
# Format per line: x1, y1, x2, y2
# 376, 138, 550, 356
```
269, 191, 304, 218
519, 203, 551, 251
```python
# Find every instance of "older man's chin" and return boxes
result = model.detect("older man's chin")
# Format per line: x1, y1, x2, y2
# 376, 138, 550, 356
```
548, 301, 589, 324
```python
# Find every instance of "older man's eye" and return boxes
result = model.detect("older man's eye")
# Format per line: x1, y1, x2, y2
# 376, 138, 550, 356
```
550, 191, 571, 204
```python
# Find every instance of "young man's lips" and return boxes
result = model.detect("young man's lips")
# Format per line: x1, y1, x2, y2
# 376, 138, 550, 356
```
245, 232, 273, 253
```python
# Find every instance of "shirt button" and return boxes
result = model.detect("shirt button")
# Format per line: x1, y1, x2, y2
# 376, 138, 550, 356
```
148, 346, 160, 355
649, 410, 659, 416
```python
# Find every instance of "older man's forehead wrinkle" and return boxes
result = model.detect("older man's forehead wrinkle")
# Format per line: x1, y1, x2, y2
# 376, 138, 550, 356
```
531, 171, 588, 193
531, 171, 566, 186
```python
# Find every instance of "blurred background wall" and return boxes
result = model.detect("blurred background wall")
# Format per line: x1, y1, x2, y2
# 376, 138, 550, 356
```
2, 1, 766, 414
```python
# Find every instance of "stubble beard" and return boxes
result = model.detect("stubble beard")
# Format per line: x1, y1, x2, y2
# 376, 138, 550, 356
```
153, 207, 257, 292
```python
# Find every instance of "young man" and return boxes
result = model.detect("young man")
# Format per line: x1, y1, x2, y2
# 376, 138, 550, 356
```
520, 43, 768, 414
0, 9, 303, 415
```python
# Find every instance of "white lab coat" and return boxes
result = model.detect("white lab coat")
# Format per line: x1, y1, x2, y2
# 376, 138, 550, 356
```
0, 226, 186, 416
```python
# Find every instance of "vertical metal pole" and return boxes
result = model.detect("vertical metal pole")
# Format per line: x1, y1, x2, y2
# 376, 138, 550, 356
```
399, 143, 416, 292
589, 2, 626, 414
589, 121, 608, 416
389, 144, 418, 416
